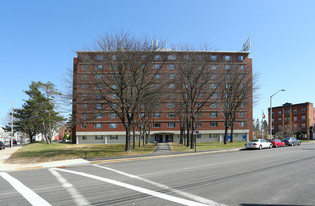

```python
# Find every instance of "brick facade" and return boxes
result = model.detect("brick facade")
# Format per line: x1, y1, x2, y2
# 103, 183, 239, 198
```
72, 51, 253, 144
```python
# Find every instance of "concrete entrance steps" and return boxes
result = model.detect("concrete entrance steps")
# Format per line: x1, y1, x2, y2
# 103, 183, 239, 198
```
153, 143, 172, 154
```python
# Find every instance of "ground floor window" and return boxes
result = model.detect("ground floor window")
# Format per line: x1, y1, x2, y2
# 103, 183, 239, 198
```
95, 135, 104, 140
82, 136, 87, 140
110, 135, 118, 140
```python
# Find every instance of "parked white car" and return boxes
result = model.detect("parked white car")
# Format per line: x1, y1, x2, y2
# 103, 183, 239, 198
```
245, 139, 272, 150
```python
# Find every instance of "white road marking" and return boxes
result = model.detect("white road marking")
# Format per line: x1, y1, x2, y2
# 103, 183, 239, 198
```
49, 168, 91, 206
0, 172, 51, 206
94, 164, 226, 206
51, 167, 217, 206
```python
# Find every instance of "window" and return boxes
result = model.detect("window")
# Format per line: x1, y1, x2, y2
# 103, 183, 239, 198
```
111, 64, 117, 70
210, 122, 218, 127
153, 64, 161, 69
167, 113, 176, 118
95, 74, 103, 79
82, 75, 88, 80
197, 122, 202, 128
95, 114, 103, 119
153, 123, 161, 128
168, 64, 175, 70
294, 116, 297, 121
96, 65, 103, 70
96, 55, 103, 60
211, 93, 218, 98
82, 65, 88, 70
110, 74, 117, 79
210, 65, 218, 70
224, 56, 232, 61
81, 104, 87, 109
110, 113, 117, 118
210, 103, 217, 108
293, 109, 297, 114
210, 74, 217, 80
111, 84, 117, 89
278, 125, 282, 129
167, 103, 175, 108
240, 112, 244, 117
210, 112, 218, 117
198, 113, 202, 118
167, 122, 175, 128
82, 84, 87, 89
110, 135, 118, 140
110, 94, 117, 99
82, 94, 87, 100
302, 116, 306, 121
209, 134, 219, 138
82, 114, 86, 120
154, 55, 161, 60
112, 55, 117, 60
210, 83, 218, 89
81, 124, 86, 129
278, 111, 282, 115
95, 135, 103, 140
210, 55, 217, 60
95, 104, 102, 109
82, 136, 87, 140
169, 84, 175, 88
168, 74, 175, 79
302, 123, 306, 128
240, 122, 244, 127
196, 134, 201, 138
168, 55, 176, 60
153, 113, 161, 118
168, 93, 175, 99
95, 94, 102, 100
111, 104, 118, 108
278, 118, 281, 122
224, 65, 231, 70
240, 65, 244, 70
184, 55, 189, 60
154, 74, 161, 79
238, 56, 244, 61
82, 55, 89, 61
302, 108, 306, 113
109, 123, 118, 128
95, 124, 102, 129
95, 84, 103, 89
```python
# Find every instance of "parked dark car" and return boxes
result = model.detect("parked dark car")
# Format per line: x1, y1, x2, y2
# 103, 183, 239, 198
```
0, 141, 5, 150
282, 137, 301, 146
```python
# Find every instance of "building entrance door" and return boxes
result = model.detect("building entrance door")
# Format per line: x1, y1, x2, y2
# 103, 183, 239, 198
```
165, 134, 173, 143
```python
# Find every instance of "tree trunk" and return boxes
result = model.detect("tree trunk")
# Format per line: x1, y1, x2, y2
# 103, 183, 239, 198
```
125, 128, 131, 152
230, 123, 234, 143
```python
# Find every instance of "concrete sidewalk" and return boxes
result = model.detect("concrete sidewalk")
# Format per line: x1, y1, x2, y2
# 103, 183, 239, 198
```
0, 146, 90, 172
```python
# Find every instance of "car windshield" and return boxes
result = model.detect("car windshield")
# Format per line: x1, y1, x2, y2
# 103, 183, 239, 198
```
250, 140, 259, 142
270, 140, 275, 142
283, 138, 290, 141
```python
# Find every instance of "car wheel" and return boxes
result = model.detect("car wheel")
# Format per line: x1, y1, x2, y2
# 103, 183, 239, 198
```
298, 142, 301, 146
269, 144, 272, 149
259, 145, 262, 150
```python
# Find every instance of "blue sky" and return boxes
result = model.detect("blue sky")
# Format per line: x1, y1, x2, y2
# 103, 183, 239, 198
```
0, 0, 314, 127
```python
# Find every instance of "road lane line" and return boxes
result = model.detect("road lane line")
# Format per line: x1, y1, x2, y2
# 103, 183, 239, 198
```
0, 172, 51, 206
51, 168, 218, 206
94, 164, 225, 206
49, 168, 91, 206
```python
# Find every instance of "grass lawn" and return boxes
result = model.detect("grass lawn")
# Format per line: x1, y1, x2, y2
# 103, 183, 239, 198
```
170, 141, 245, 152
6, 142, 156, 164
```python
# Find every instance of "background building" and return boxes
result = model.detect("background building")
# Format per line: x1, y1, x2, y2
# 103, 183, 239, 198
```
72, 50, 253, 144
268, 102, 315, 139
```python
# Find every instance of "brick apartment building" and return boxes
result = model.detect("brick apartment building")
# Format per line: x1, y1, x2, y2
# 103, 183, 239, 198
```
72, 50, 253, 144
268, 102, 315, 139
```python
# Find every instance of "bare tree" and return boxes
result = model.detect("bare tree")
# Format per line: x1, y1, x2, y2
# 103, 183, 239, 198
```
175, 51, 221, 149
77, 31, 166, 152
219, 62, 254, 144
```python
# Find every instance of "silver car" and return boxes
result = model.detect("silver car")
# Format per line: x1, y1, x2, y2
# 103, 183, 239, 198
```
282, 137, 301, 146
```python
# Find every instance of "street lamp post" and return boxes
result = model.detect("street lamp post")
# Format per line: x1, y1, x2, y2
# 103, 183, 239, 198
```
0, 97, 14, 147
270, 89, 285, 139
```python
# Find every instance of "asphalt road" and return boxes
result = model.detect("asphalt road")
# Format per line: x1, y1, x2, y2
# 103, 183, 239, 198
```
1, 143, 315, 206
